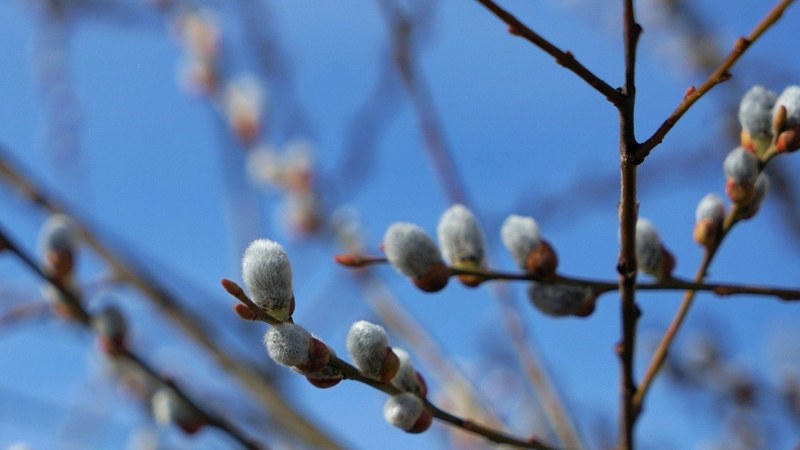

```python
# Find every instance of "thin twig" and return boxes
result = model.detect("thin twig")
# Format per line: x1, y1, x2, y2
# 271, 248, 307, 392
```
0, 224, 263, 450
636, 0, 796, 161
337, 256, 800, 301
475, 0, 624, 106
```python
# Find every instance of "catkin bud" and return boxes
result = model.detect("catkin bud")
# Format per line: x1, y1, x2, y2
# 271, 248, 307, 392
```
739, 173, 769, 220
527, 283, 596, 317
346, 320, 399, 382
241, 239, 294, 322
723, 147, 760, 204
693, 194, 725, 247
92, 305, 127, 356
151, 387, 206, 434
501, 215, 558, 276
635, 219, 674, 279
383, 393, 431, 433
264, 323, 313, 368
38, 214, 79, 281
383, 223, 449, 292
390, 348, 425, 395
739, 85, 776, 152
437, 204, 486, 287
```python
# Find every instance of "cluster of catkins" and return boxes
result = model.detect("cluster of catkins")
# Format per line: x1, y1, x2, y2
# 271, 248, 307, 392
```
694, 85, 800, 247
242, 239, 432, 432
381, 204, 595, 317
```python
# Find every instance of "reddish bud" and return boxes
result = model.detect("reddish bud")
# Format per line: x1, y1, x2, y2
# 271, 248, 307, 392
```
525, 239, 558, 278
334, 254, 366, 267
46, 250, 74, 281
776, 128, 800, 153
725, 178, 755, 205
295, 338, 331, 373
233, 303, 257, 321
306, 375, 342, 389
221, 278, 244, 297
407, 409, 433, 434
412, 262, 450, 293
455, 273, 484, 288
684, 86, 696, 99
380, 348, 401, 383
415, 372, 428, 397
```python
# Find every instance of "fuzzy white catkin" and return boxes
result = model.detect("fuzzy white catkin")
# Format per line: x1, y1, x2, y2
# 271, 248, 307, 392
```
383, 393, 424, 431
635, 219, 663, 277
264, 323, 312, 367
527, 283, 591, 317
390, 348, 420, 393
383, 223, 442, 278
695, 193, 725, 224
500, 215, 541, 270
739, 85, 776, 139
38, 214, 78, 256
774, 85, 800, 127
723, 147, 759, 185
242, 239, 294, 321
347, 320, 389, 378
437, 204, 486, 268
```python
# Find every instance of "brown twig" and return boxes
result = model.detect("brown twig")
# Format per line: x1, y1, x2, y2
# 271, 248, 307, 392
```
336, 255, 800, 301
636, 0, 796, 162
617, 0, 642, 447
475, 0, 624, 106
0, 224, 263, 450
0, 147, 343, 450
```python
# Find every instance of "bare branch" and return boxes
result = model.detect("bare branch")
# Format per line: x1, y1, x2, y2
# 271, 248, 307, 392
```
475, 0, 624, 106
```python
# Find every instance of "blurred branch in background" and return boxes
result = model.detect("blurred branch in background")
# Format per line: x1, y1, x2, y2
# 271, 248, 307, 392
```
0, 146, 344, 449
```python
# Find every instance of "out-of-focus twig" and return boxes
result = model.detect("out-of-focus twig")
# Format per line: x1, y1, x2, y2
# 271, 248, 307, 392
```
0, 223, 264, 450
0, 147, 344, 450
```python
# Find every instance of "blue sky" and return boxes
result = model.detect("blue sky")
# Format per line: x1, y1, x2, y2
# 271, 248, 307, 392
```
1, 1, 800, 449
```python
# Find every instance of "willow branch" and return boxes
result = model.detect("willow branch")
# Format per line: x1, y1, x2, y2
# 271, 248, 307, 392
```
475, 0, 624, 106
335, 256, 800, 301
0, 147, 343, 450
636, 0, 796, 161
0, 225, 263, 450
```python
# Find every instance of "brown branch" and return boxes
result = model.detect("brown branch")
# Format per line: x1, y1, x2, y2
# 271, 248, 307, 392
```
475, 0, 624, 106
618, 0, 641, 447
0, 224, 263, 450
636, 0, 796, 161
336, 255, 800, 301
0, 147, 344, 450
